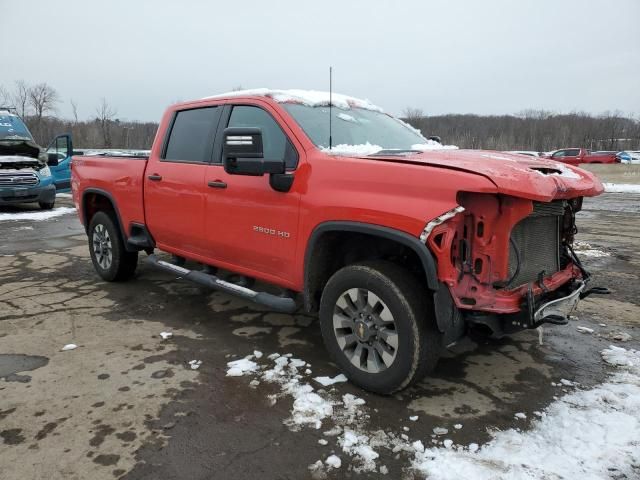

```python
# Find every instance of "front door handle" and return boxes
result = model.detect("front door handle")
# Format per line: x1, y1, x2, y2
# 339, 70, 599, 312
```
148, 174, 162, 181
207, 180, 227, 189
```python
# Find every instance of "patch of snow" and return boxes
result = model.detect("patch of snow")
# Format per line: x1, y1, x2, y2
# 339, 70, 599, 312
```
576, 326, 595, 334
253, 350, 263, 359
188, 360, 202, 370
337, 112, 357, 123
226, 357, 258, 377
412, 440, 425, 453
574, 241, 610, 258
560, 378, 578, 387
314, 373, 348, 387
514, 412, 527, 420
61, 343, 77, 351
0, 207, 75, 222
443, 439, 454, 449
379, 465, 389, 474
205, 88, 384, 112
413, 345, 640, 480
321, 142, 383, 156
433, 427, 448, 435
611, 332, 632, 342
409, 415, 419, 422
318, 438, 328, 446
603, 183, 640, 194
454, 424, 462, 430
411, 142, 458, 151
325, 454, 342, 469
159, 331, 173, 340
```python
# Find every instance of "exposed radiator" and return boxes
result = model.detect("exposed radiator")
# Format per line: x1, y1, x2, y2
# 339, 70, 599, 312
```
506, 201, 565, 288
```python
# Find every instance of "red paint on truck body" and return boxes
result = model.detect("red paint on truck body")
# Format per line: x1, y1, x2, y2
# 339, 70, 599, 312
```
72, 94, 603, 315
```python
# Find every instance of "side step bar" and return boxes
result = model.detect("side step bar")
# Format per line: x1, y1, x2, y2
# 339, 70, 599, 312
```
146, 254, 297, 314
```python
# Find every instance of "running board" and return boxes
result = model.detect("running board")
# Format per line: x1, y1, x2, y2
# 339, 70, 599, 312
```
146, 254, 297, 314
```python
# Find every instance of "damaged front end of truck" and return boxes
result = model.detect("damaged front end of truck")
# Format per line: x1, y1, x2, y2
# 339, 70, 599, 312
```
421, 160, 607, 340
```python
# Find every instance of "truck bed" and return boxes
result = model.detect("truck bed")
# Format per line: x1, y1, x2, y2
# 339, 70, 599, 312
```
72, 155, 148, 233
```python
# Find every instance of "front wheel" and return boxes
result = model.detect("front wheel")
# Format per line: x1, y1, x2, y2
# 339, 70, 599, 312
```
39, 200, 55, 210
319, 261, 441, 395
88, 211, 138, 281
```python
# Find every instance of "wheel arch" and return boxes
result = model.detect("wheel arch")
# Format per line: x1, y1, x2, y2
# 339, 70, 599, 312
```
303, 221, 439, 313
81, 188, 133, 251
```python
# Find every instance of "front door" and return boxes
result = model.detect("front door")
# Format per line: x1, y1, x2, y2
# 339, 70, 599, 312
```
144, 106, 222, 258
203, 104, 302, 286
48, 134, 73, 191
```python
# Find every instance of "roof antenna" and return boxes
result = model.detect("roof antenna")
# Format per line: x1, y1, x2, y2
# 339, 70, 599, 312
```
329, 66, 333, 150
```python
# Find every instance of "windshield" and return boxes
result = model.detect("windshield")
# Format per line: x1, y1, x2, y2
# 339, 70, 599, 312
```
282, 104, 428, 154
0, 113, 33, 141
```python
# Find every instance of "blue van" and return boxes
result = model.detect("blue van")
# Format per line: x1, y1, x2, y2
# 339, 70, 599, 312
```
0, 108, 72, 209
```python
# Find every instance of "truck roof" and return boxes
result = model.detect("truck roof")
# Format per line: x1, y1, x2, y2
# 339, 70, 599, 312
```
203, 88, 384, 112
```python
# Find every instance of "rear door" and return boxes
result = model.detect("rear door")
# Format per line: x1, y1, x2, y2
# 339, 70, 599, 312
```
144, 106, 222, 258
203, 104, 302, 285
551, 148, 580, 165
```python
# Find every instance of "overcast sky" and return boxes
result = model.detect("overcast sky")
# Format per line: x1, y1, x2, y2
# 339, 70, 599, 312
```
1, 0, 639, 121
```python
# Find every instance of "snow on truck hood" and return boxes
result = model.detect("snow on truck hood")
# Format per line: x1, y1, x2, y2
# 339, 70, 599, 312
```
361, 149, 604, 202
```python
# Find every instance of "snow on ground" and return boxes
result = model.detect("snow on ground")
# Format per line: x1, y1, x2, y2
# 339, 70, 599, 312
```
412, 346, 640, 480
603, 183, 640, 194
574, 241, 610, 258
314, 374, 348, 386
0, 207, 75, 222
227, 345, 640, 478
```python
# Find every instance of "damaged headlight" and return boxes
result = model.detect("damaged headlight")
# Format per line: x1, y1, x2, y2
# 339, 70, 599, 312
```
39, 166, 51, 177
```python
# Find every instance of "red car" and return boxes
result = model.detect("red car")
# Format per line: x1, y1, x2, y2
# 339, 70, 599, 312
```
72, 89, 604, 394
545, 148, 620, 165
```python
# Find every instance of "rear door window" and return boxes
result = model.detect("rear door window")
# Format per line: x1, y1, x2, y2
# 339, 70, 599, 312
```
163, 107, 221, 163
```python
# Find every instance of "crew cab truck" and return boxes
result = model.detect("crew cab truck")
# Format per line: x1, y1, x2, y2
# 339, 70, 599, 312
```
72, 89, 604, 394
0, 108, 73, 208
545, 148, 620, 165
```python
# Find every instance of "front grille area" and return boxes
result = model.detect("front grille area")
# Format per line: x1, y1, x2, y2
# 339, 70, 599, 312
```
0, 171, 39, 187
506, 201, 564, 288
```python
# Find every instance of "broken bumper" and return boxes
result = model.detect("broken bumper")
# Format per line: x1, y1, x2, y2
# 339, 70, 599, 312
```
534, 281, 585, 323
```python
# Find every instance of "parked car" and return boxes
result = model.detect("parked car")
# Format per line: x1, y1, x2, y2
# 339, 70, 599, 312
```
616, 151, 640, 164
0, 108, 72, 209
544, 148, 620, 165
72, 89, 604, 394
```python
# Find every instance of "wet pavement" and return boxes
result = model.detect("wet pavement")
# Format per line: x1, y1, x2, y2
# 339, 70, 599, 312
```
0, 193, 638, 479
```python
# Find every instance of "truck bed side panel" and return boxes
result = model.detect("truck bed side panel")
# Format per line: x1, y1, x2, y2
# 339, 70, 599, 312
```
72, 155, 147, 236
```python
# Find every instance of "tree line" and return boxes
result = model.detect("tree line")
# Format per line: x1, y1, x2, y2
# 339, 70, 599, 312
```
0, 81, 156, 150
403, 108, 640, 152
2, 80, 638, 152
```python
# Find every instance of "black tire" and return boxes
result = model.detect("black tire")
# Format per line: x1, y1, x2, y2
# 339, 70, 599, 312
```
319, 261, 441, 395
39, 200, 55, 210
88, 211, 138, 282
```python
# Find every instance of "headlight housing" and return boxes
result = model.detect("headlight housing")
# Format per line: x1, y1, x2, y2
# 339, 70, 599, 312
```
39, 166, 52, 177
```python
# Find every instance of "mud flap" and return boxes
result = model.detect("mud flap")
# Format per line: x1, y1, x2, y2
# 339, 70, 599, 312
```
433, 282, 465, 345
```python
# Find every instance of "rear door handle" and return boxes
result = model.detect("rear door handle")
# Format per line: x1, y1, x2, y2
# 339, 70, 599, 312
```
207, 180, 227, 189
148, 174, 162, 181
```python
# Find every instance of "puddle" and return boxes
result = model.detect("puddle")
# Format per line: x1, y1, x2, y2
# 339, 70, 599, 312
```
0, 354, 49, 382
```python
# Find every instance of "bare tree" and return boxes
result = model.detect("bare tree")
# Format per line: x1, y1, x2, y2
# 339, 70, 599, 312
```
12, 80, 30, 117
28, 83, 59, 136
0, 85, 10, 106
403, 107, 424, 123
96, 98, 117, 147
70, 99, 79, 125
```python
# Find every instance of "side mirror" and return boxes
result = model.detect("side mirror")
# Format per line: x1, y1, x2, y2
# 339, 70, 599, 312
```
223, 127, 285, 176
47, 153, 59, 166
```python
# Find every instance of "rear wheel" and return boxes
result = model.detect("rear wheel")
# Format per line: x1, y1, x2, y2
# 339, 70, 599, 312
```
319, 261, 441, 394
88, 211, 138, 281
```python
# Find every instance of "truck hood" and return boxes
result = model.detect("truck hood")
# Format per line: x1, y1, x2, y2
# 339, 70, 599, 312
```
0, 155, 42, 170
0, 139, 42, 161
364, 150, 603, 202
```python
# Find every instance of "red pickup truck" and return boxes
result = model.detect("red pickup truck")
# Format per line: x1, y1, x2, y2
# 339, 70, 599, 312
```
544, 148, 620, 165
72, 89, 605, 394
